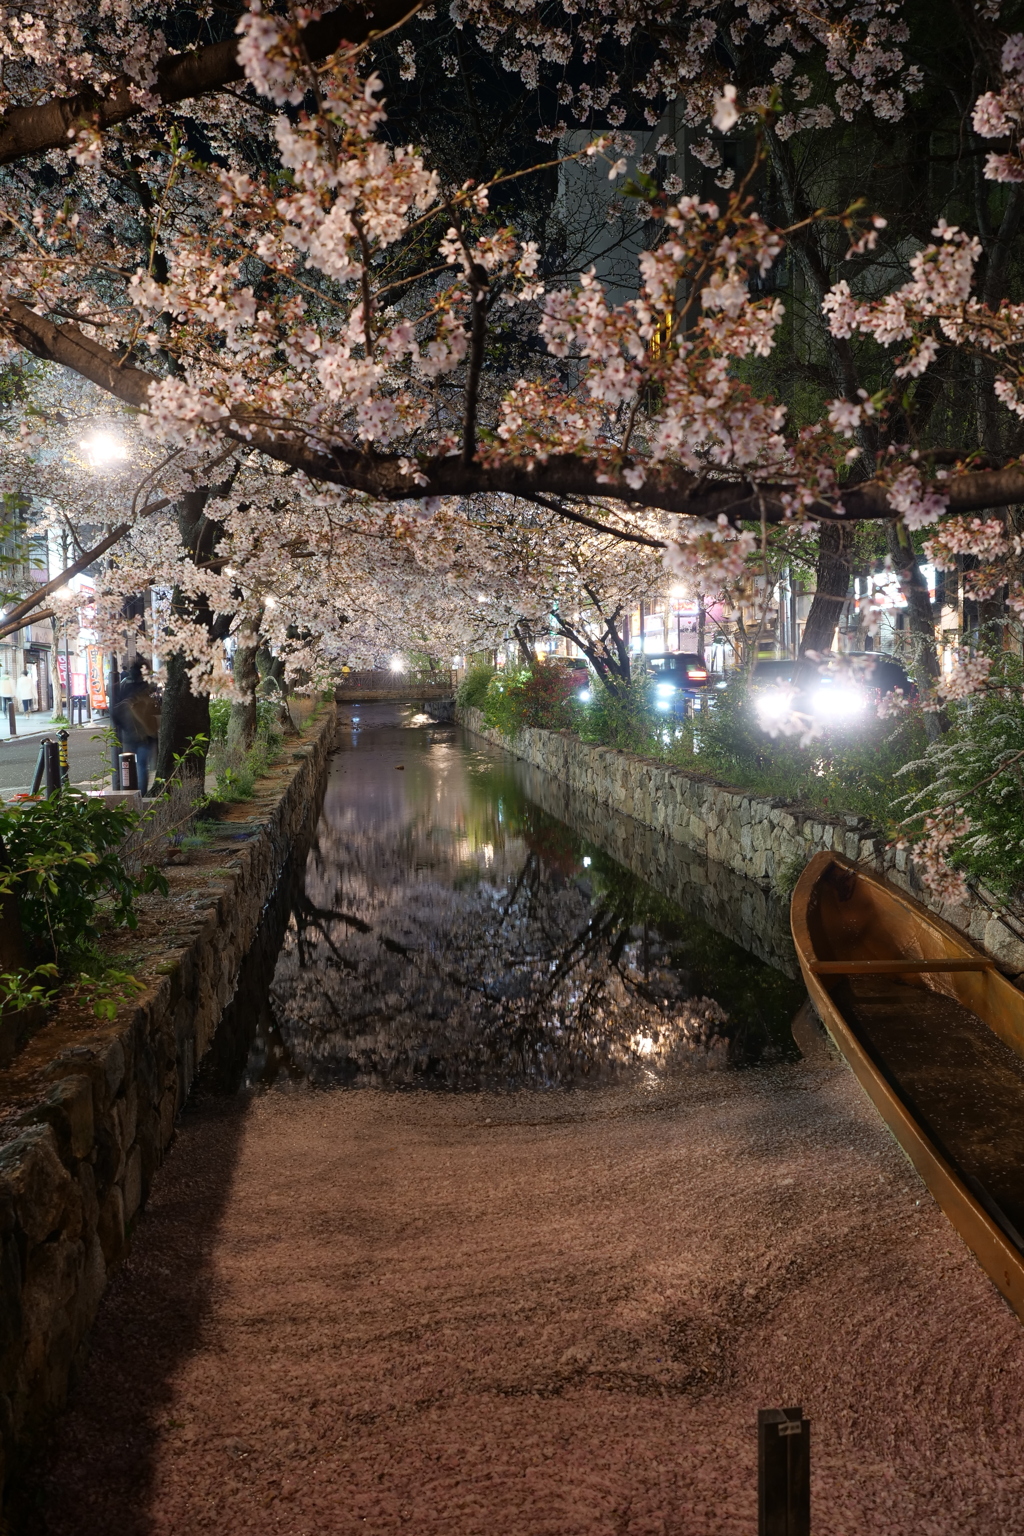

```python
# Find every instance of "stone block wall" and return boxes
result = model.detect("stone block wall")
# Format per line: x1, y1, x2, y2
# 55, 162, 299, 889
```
461, 707, 1024, 978
502, 753, 798, 976
0, 710, 336, 1506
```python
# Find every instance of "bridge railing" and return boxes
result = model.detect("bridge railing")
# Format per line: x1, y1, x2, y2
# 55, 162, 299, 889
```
336, 668, 456, 693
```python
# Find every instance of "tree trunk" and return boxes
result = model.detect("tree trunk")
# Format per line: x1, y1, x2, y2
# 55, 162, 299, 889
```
153, 487, 233, 786
884, 520, 945, 740
154, 639, 211, 787
512, 618, 536, 667
799, 522, 852, 657
227, 629, 259, 753
49, 618, 63, 718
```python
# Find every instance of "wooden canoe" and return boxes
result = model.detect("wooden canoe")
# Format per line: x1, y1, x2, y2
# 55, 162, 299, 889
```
791, 850, 1024, 1319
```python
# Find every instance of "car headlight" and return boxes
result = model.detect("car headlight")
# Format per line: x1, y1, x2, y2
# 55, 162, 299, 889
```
655, 682, 677, 696
754, 688, 793, 725
811, 685, 864, 721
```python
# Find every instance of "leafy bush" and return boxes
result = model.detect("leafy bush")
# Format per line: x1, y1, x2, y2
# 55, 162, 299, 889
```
482, 664, 577, 736
208, 697, 231, 741
662, 677, 929, 825
576, 676, 662, 755
212, 712, 283, 802
456, 663, 495, 709
897, 659, 1024, 898
0, 792, 167, 977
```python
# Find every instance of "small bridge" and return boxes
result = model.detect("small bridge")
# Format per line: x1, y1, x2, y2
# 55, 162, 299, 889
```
335, 668, 456, 705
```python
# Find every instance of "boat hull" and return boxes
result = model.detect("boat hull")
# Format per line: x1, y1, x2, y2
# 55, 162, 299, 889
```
791, 850, 1024, 1320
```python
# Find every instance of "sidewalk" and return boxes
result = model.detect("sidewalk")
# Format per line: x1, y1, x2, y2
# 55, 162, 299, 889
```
0, 707, 106, 743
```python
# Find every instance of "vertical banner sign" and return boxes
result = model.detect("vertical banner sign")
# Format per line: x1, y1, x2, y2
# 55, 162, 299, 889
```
86, 647, 107, 710
56, 654, 68, 687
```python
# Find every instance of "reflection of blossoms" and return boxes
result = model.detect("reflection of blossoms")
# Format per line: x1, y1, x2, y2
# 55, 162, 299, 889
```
634, 998, 732, 1070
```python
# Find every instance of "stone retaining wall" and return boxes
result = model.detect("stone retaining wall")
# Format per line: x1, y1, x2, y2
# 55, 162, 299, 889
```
500, 753, 797, 976
461, 707, 1024, 979
0, 709, 336, 1507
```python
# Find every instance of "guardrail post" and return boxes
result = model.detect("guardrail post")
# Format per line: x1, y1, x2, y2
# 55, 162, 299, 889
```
30, 737, 50, 796
44, 740, 61, 797
758, 1407, 810, 1535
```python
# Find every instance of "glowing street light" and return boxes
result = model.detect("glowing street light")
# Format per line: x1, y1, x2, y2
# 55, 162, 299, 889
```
80, 431, 128, 468
389, 655, 405, 673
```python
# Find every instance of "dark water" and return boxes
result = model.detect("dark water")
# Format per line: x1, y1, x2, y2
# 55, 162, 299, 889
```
227, 703, 806, 1094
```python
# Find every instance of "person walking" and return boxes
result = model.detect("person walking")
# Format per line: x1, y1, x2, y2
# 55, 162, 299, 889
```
0, 672, 15, 736
18, 666, 34, 715
112, 662, 160, 794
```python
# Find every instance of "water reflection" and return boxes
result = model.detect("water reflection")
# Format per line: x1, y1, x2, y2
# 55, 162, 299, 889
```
256, 705, 804, 1091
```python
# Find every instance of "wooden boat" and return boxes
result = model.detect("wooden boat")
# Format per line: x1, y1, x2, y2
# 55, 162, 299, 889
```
791, 850, 1024, 1319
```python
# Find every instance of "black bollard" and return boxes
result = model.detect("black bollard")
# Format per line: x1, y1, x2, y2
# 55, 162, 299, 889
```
57, 728, 70, 786
29, 737, 51, 795
758, 1407, 810, 1536
119, 752, 138, 791
45, 740, 61, 797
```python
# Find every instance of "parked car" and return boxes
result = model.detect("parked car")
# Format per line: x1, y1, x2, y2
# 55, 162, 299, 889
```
648, 654, 713, 714
750, 651, 914, 731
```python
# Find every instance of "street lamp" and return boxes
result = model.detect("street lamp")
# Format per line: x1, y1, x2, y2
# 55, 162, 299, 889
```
80, 432, 128, 468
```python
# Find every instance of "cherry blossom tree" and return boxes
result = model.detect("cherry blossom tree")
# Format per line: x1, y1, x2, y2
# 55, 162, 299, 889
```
2, 0, 1024, 794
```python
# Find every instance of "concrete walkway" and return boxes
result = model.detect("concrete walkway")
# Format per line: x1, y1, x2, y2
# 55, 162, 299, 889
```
35, 1038, 1024, 1535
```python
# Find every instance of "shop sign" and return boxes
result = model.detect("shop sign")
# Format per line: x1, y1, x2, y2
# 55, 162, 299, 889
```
86, 647, 107, 710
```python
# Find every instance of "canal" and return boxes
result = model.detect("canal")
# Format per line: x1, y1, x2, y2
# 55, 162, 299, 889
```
33, 705, 1024, 1536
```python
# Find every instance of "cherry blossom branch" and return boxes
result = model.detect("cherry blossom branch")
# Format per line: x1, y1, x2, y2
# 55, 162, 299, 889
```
0, 0, 421, 168
9, 297, 1024, 523
518, 494, 666, 549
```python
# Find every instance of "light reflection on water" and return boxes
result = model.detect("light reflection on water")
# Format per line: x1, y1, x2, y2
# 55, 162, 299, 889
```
251, 704, 805, 1092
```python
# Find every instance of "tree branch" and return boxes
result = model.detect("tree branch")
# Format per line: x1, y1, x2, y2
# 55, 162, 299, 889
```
0, 0, 421, 167
7, 297, 1024, 524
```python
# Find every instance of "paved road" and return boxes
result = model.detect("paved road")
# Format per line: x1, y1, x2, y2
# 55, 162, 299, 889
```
0, 724, 115, 794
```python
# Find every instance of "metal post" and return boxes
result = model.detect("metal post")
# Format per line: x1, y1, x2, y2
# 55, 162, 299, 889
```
119, 752, 138, 791
30, 737, 50, 795
758, 1408, 810, 1536
7, 698, 15, 738
44, 740, 61, 797
57, 728, 70, 787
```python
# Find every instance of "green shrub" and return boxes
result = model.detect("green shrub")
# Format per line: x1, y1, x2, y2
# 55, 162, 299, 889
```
482, 664, 577, 736
665, 677, 929, 826
212, 714, 283, 803
208, 697, 231, 741
897, 659, 1024, 898
456, 663, 495, 709
576, 676, 662, 755
0, 792, 167, 975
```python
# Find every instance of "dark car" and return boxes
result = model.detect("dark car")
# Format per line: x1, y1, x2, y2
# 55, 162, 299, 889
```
649, 655, 712, 714
750, 651, 914, 731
